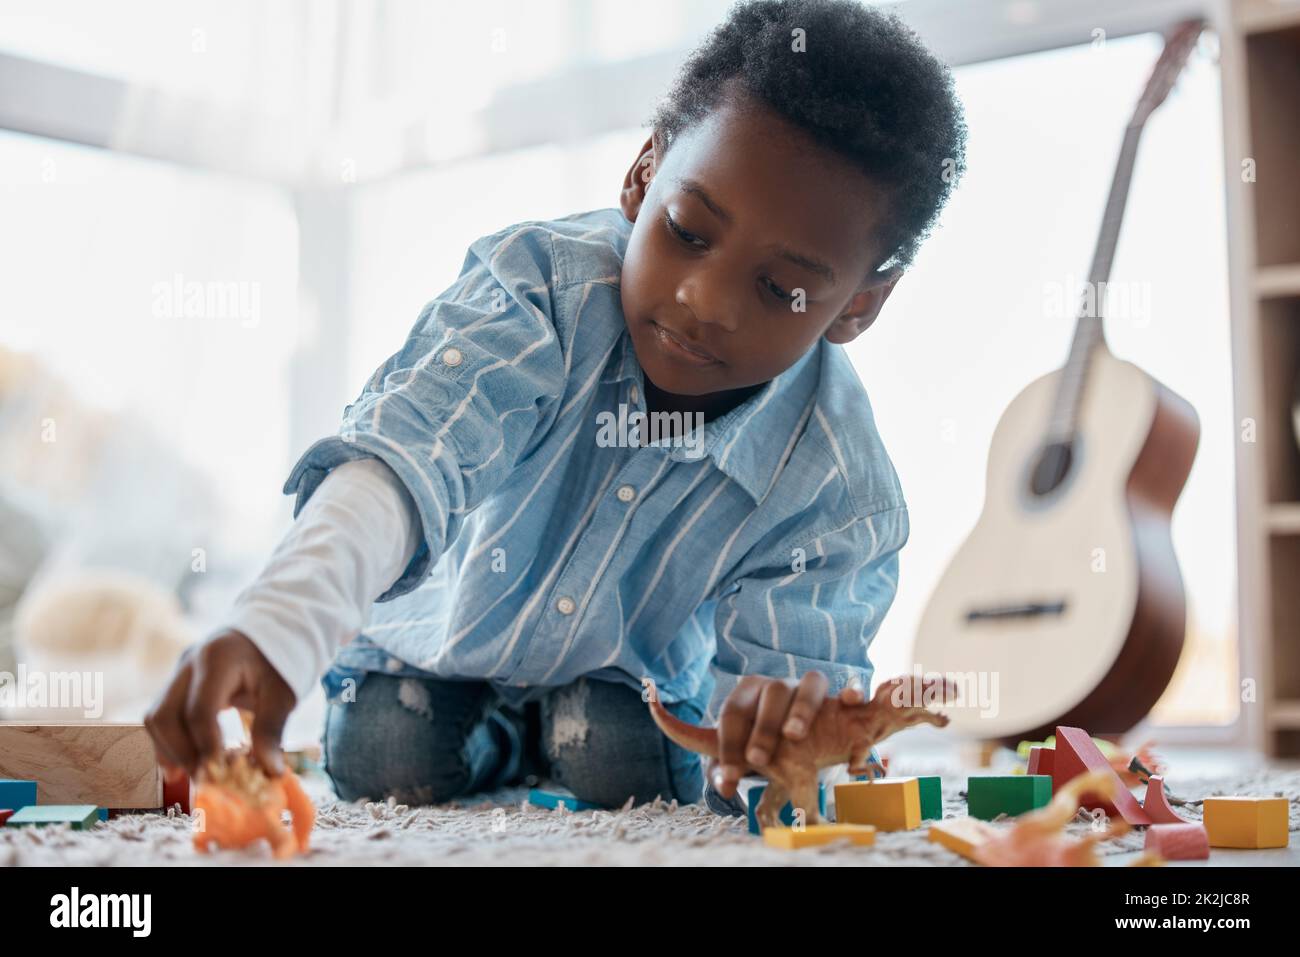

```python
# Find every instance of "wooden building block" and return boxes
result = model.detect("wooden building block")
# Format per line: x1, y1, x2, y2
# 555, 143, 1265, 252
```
763, 823, 876, 849
527, 788, 603, 811
6, 805, 100, 830
928, 817, 1000, 862
1052, 726, 1151, 826
746, 782, 825, 835
917, 776, 942, 820
1026, 747, 1055, 776
976, 741, 999, 767
1144, 823, 1210, 860
967, 775, 1052, 820
284, 747, 322, 774
1202, 796, 1289, 849
835, 776, 921, 831
0, 779, 38, 809
1142, 774, 1189, 824
0, 809, 14, 826
0, 723, 162, 808
163, 771, 192, 815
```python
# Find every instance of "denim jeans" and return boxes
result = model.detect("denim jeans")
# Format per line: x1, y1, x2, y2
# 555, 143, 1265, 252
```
321, 671, 708, 809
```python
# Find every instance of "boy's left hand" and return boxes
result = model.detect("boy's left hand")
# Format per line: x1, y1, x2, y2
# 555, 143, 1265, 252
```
708, 672, 865, 800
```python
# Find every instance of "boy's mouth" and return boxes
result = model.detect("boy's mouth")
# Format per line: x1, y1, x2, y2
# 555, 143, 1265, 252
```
651, 321, 721, 366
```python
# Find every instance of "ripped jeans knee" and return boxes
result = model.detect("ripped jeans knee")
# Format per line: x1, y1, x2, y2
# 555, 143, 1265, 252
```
540, 676, 705, 808
321, 672, 500, 805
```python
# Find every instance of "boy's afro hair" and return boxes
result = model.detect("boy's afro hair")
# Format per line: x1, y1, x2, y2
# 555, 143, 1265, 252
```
651, 0, 968, 273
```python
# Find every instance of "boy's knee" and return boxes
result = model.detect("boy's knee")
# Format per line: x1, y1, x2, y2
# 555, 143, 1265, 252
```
541, 677, 704, 807
322, 673, 487, 805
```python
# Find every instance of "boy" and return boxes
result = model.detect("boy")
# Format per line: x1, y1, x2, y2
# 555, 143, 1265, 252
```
145, 0, 966, 815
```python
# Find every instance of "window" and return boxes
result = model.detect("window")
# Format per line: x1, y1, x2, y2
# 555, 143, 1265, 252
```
845, 33, 1236, 727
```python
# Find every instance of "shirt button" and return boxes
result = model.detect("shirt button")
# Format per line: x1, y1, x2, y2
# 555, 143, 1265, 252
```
616, 484, 636, 502
556, 596, 576, 615
629, 384, 639, 404
441, 347, 463, 367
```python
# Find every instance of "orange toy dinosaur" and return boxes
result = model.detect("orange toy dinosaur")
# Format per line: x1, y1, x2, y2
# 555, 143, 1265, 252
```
647, 675, 956, 830
972, 769, 1139, 867
192, 750, 316, 860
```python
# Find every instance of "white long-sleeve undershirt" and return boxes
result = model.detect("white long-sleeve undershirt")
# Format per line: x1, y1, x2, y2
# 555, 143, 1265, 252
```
220, 456, 420, 703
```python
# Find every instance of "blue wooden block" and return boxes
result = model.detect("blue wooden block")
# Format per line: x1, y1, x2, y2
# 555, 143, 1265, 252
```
0, 780, 38, 809
746, 782, 826, 835
97, 808, 109, 822
528, 788, 604, 811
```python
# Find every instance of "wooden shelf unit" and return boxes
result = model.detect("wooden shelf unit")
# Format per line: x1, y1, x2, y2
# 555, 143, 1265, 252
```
1221, 0, 1300, 756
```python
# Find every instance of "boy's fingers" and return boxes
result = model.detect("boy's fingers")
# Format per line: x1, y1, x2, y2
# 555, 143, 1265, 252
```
716, 678, 763, 797
746, 680, 794, 767
782, 671, 828, 739
839, 684, 866, 705
145, 663, 199, 778
253, 654, 298, 776
183, 650, 242, 774
249, 713, 287, 777
249, 677, 294, 777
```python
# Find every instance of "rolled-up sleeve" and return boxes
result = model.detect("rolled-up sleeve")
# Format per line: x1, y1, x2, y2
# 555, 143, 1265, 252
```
282, 224, 568, 601
706, 505, 909, 723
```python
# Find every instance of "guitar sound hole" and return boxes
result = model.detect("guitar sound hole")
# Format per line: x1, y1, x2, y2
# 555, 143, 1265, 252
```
967, 600, 1067, 622
1029, 441, 1074, 496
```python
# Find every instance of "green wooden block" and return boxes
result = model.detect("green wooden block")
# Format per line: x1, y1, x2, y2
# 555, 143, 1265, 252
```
967, 775, 1052, 820
6, 805, 100, 830
917, 775, 943, 820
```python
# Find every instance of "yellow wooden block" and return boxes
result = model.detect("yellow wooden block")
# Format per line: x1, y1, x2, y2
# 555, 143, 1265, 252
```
1203, 797, 1289, 849
835, 776, 921, 831
763, 823, 877, 849
928, 816, 999, 862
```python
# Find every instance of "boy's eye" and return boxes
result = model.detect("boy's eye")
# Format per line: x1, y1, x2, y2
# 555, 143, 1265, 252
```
664, 210, 705, 248
763, 278, 796, 302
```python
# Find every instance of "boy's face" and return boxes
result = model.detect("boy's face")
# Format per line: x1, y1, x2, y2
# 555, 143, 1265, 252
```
619, 94, 900, 398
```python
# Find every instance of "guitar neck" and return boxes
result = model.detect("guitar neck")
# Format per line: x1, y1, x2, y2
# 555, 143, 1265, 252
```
1044, 21, 1201, 446
1045, 122, 1144, 443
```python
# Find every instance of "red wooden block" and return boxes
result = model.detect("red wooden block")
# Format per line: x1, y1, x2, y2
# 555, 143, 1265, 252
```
1027, 747, 1055, 776
1053, 726, 1151, 826
0, 809, 13, 826
163, 770, 192, 815
1142, 774, 1188, 824
1145, 822, 1209, 860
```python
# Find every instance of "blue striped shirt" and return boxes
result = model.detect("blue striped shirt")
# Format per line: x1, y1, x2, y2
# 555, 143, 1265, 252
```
284, 207, 909, 722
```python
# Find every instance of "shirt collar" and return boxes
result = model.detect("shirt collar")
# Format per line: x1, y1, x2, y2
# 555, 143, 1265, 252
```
601, 328, 825, 504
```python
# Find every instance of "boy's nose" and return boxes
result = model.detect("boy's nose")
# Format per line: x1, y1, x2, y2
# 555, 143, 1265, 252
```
674, 273, 741, 334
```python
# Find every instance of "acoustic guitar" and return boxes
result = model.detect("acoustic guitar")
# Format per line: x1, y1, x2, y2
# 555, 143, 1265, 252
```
911, 21, 1204, 745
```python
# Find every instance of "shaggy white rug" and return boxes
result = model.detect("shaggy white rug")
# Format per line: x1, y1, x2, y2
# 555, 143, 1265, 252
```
4, 761, 1297, 866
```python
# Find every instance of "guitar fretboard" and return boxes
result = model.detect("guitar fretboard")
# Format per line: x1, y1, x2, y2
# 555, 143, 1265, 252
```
1043, 22, 1201, 445
1046, 122, 1143, 443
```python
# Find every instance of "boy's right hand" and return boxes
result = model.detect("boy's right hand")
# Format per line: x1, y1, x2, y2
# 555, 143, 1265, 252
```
144, 628, 296, 782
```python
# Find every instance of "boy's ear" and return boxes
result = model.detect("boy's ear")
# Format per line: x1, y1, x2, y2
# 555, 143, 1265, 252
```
619, 132, 659, 221
824, 268, 902, 345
